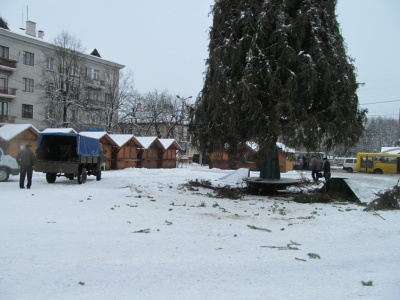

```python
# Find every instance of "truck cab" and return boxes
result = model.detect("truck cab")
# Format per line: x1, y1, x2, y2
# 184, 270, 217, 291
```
0, 147, 19, 181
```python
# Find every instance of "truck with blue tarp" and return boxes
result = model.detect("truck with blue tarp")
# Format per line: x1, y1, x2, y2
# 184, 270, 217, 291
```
35, 132, 103, 184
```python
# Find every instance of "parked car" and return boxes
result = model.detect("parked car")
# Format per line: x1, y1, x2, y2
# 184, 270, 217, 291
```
343, 157, 357, 172
0, 146, 19, 182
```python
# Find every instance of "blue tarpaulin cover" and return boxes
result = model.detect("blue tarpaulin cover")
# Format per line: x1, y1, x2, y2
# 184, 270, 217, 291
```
37, 133, 100, 156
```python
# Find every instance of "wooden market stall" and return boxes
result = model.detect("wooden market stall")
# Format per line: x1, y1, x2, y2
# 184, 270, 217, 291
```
79, 131, 118, 170
210, 142, 295, 172
108, 134, 141, 169
0, 124, 39, 157
158, 138, 181, 168
135, 137, 164, 168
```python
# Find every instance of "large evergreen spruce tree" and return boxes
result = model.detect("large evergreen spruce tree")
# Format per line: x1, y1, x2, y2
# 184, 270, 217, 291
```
192, 0, 367, 164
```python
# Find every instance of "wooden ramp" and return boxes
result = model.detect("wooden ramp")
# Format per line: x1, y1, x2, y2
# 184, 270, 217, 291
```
343, 178, 377, 204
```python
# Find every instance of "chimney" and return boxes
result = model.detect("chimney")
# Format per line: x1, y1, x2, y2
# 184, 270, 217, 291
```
38, 30, 44, 39
25, 20, 36, 37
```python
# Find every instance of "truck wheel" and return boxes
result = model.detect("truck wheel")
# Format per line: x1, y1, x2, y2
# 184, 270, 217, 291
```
46, 173, 57, 183
78, 168, 87, 184
0, 168, 10, 182
346, 167, 353, 173
96, 170, 101, 181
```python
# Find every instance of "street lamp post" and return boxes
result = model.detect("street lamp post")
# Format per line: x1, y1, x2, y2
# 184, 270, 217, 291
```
130, 102, 141, 135
176, 95, 192, 145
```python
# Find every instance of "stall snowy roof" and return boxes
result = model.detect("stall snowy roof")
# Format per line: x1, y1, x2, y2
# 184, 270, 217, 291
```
158, 138, 181, 150
135, 136, 163, 149
108, 134, 140, 148
79, 131, 117, 147
79, 131, 109, 139
0, 124, 40, 141
245, 141, 295, 153
42, 128, 77, 134
276, 142, 295, 153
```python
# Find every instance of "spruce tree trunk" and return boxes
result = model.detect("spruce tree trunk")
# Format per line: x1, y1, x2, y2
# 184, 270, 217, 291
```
260, 145, 280, 180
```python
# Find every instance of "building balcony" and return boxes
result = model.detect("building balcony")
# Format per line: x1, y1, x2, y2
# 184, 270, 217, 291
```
0, 57, 17, 72
0, 88, 17, 99
0, 115, 16, 123
84, 77, 105, 88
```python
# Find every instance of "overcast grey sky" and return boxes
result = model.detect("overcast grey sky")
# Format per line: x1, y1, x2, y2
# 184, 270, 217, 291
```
2, 0, 400, 118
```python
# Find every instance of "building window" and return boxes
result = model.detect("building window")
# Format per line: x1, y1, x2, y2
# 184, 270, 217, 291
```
86, 67, 100, 80
22, 104, 33, 118
86, 89, 100, 105
92, 90, 100, 101
46, 57, 54, 70
69, 109, 78, 122
0, 78, 8, 93
0, 45, 9, 59
86, 67, 92, 78
23, 51, 34, 66
71, 64, 79, 76
105, 93, 112, 103
44, 106, 55, 120
105, 72, 114, 83
86, 112, 91, 123
23, 78, 34, 93
93, 69, 100, 80
0, 101, 9, 116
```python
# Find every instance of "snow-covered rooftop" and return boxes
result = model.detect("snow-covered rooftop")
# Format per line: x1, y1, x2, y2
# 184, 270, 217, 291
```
245, 141, 295, 153
135, 136, 158, 149
0, 124, 39, 141
158, 138, 180, 150
79, 131, 109, 140
108, 134, 135, 147
41, 128, 77, 134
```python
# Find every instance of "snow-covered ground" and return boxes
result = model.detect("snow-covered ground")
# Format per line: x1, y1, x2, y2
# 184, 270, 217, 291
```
1, 165, 399, 300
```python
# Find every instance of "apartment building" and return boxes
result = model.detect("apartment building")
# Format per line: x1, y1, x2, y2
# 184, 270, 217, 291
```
0, 18, 124, 131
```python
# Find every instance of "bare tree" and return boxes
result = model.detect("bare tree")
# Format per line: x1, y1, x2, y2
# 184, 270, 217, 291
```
118, 89, 190, 138
98, 70, 135, 132
332, 116, 398, 156
39, 31, 86, 128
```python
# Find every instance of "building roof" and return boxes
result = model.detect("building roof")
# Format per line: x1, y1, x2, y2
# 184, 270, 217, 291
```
1, 21, 125, 68
0, 124, 40, 141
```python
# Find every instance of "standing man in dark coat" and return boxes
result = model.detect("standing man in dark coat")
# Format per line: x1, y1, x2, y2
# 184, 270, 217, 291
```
311, 155, 321, 181
17, 144, 36, 189
322, 157, 331, 179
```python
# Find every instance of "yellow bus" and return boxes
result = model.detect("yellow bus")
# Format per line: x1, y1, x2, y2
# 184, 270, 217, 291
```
356, 152, 400, 174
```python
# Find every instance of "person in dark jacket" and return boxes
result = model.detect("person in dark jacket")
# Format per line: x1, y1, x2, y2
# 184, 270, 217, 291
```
302, 155, 308, 170
322, 157, 331, 179
16, 144, 36, 189
311, 155, 321, 181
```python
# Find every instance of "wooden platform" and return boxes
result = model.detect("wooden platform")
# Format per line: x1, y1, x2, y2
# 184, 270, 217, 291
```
343, 178, 378, 204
